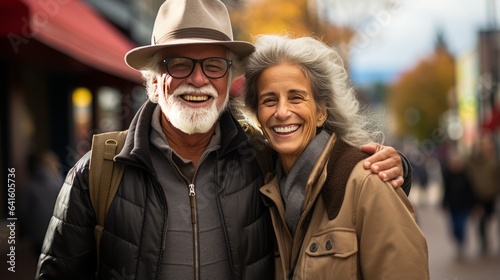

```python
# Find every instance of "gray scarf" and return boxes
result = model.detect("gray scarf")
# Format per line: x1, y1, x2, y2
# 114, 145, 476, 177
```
276, 130, 330, 235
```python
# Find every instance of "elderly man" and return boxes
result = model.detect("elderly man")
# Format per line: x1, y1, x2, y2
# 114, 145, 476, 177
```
36, 0, 411, 279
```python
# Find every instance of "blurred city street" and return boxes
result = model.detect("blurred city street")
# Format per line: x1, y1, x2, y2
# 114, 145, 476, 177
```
410, 181, 500, 280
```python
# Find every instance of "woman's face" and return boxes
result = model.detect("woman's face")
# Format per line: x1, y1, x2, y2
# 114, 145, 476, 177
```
257, 63, 326, 170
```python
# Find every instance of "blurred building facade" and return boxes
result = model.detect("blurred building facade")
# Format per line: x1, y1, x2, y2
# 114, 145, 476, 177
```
446, 28, 500, 160
477, 30, 500, 151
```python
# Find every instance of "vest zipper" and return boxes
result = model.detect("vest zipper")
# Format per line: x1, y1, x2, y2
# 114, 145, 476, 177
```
169, 160, 201, 279
189, 183, 200, 280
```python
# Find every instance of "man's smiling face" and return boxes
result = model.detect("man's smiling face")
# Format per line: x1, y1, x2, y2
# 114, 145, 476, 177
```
155, 44, 230, 134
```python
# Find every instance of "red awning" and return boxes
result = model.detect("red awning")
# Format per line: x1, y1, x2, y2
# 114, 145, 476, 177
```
481, 106, 500, 132
4, 0, 142, 83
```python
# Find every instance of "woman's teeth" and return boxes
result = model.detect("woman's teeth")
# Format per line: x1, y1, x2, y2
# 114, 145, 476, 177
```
273, 125, 299, 133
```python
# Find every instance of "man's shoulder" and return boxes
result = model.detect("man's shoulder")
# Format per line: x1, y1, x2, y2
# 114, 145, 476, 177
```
73, 151, 92, 173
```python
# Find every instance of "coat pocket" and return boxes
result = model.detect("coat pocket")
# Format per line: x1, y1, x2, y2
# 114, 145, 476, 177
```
306, 228, 358, 258
298, 228, 358, 279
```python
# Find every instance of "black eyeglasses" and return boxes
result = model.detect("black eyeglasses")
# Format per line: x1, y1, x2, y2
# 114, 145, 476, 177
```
160, 57, 232, 79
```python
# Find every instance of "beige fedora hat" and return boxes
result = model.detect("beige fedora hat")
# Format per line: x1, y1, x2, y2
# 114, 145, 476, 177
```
125, 0, 255, 70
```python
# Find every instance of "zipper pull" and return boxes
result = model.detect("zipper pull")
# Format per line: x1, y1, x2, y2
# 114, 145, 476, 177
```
189, 184, 196, 196
189, 184, 197, 224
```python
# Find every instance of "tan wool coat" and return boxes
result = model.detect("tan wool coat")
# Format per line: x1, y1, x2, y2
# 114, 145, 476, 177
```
260, 135, 429, 280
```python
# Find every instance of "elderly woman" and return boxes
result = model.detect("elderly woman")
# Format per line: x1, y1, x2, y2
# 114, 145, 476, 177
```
243, 35, 429, 280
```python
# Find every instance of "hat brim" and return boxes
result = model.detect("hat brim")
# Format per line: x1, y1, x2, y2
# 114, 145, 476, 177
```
125, 39, 255, 71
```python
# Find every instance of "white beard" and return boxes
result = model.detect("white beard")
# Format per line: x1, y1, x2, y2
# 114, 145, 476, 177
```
159, 84, 228, 134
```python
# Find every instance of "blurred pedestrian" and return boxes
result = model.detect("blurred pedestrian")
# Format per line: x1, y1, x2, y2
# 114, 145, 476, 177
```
410, 153, 430, 206
440, 152, 478, 260
466, 134, 500, 255
20, 150, 63, 257
413, 158, 429, 190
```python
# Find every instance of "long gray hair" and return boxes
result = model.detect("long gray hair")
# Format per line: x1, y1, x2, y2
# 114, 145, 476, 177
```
244, 35, 383, 147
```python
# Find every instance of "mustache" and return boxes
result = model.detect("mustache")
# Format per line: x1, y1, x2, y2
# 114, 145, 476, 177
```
172, 84, 218, 97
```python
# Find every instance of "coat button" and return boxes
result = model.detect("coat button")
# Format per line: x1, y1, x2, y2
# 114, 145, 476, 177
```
326, 240, 332, 250
310, 243, 318, 252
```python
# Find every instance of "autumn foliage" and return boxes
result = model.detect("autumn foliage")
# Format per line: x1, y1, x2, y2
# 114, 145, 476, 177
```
228, 0, 355, 56
229, 0, 313, 40
388, 41, 455, 141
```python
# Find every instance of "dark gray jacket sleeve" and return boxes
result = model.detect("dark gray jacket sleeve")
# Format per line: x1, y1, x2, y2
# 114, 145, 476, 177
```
399, 151, 413, 196
36, 152, 97, 280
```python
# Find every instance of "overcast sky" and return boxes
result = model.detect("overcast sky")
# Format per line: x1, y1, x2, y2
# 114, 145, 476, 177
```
322, 0, 498, 84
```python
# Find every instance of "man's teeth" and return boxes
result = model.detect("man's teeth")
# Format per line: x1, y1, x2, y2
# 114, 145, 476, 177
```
182, 95, 209, 102
273, 125, 299, 133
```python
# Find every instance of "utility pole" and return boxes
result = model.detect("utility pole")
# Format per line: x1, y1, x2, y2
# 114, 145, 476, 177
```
487, 0, 498, 28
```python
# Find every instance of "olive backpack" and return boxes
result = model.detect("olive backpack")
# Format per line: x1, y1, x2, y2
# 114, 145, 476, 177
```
88, 130, 128, 263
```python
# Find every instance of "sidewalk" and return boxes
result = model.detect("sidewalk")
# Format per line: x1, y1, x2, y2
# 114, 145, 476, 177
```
411, 182, 500, 280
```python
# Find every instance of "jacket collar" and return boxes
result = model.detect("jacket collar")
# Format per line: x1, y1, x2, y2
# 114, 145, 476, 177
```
321, 137, 368, 220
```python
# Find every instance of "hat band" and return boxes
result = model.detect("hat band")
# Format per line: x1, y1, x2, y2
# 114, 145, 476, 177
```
154, 28, 232, 45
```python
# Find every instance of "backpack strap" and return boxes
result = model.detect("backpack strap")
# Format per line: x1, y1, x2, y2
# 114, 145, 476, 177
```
89, 130, 128, 263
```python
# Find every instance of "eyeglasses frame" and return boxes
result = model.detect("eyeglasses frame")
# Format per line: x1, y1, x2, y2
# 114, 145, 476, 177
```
160, 57, 233, 79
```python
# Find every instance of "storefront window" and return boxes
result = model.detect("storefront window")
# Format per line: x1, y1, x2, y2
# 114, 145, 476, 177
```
96, 86, 122, 132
